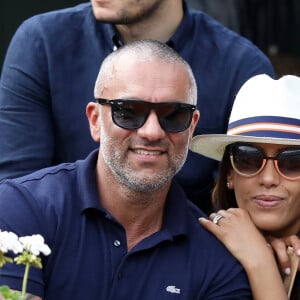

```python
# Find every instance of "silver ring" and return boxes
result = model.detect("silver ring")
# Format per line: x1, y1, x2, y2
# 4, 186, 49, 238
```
213, 214, 224, 225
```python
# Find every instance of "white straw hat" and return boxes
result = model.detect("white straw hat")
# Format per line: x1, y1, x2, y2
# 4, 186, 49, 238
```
190, 74, 300, 161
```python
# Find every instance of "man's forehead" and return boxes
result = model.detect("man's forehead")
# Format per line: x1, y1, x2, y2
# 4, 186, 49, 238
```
106, 66, 190, 102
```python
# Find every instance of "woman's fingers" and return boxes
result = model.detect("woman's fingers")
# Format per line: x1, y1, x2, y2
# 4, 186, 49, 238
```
267, 235, 300, 273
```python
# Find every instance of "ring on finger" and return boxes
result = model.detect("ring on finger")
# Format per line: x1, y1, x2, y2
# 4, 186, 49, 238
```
213, 214, 224, 225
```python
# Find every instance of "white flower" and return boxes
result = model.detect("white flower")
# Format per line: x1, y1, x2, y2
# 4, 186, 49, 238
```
0, 230, 23, 254
0, 231, 51, 299
19, 234, 51, 256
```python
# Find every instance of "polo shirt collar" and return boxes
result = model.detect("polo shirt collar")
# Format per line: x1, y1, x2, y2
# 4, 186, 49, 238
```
77, 149, 102, 212
102, 23, 124, 51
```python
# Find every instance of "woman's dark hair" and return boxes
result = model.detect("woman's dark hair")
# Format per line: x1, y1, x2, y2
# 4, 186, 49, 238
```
212, 144, 237, 210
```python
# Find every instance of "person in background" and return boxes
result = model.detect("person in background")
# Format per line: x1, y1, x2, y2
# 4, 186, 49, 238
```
0, 40, 252, 300
0, 0, 274, 214
191, 74, 300, 299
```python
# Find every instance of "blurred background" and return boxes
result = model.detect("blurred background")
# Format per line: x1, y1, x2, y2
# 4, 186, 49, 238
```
0, 0, 299, 76
186, 0, 300, 77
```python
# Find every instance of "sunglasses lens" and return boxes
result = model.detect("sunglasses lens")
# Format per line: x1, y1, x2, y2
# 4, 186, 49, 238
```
112, 101, 148, 130
158, 104, 193, 132
112, 101, 194, 132
231, 145, 264, 176
277, 149, 300, 179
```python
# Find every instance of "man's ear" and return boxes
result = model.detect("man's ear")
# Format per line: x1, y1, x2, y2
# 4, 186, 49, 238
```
86, 102, 100, 142
188, 110, 200, 142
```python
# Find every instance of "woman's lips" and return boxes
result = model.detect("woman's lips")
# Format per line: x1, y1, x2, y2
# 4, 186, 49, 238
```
253, 195, 284, 208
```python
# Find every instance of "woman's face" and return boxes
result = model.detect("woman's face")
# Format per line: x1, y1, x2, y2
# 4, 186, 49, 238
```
228, 143, 300, 237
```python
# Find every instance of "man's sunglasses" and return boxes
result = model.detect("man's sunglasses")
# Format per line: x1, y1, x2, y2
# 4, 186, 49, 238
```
95, 98, 196, 132
229, 143, 300, 180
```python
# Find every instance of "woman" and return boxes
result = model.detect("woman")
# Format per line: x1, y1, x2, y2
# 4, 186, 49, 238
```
190, 74, 300, 300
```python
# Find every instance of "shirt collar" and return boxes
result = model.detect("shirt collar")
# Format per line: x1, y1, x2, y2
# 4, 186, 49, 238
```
77, 149, 103, 212
104, 23, 124, 51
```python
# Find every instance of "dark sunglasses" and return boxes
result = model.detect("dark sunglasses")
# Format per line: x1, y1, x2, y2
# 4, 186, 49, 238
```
95, 98, 196, 132
229, 143, 300, 180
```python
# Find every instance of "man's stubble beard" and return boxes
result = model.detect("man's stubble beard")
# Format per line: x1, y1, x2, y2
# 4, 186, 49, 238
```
93, 0, 164, 25
99, 126, 188, 193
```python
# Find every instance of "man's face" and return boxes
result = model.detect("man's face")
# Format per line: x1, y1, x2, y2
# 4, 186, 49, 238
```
93, 57, 199, 192
90, 0, 164, 23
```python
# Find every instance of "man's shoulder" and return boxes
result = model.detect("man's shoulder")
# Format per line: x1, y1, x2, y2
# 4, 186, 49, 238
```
27, 3, 92, 22
183, 201, 230, 253
187, 7, 260, 52
181, 199, 251, 297
1, 150, 97, 193
0, 163, 76, 196
183, 7, 273, 76
18, 3, 94, 35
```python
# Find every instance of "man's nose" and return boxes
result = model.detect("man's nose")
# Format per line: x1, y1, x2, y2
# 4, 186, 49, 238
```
137, 110, 166, 140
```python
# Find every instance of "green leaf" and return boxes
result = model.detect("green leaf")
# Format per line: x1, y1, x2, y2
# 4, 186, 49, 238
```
14, 251, 42, 269
0, 253, 13, 268
0, 285, 22, 300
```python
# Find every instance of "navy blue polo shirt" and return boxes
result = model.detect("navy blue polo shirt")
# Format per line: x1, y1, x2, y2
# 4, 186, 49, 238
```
0, 150, 251, 299
0, 1, 274, 212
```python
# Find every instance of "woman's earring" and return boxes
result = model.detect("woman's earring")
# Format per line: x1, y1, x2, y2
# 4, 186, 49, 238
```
226, 181, 231, 189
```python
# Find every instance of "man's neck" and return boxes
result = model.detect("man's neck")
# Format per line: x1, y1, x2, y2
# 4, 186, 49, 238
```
116, 1, 184, 43
97, 169, 170, 251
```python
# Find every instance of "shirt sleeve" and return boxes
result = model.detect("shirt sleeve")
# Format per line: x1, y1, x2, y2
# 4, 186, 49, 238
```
0, 18, 54, 181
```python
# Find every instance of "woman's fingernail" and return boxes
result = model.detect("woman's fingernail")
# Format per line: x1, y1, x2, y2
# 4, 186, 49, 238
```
284, 268, 291, 275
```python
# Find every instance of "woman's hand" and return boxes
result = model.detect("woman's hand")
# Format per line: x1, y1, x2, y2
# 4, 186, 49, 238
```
199, 208, 272, 267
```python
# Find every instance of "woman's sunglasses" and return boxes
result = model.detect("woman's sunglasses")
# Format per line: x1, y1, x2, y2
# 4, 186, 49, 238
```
229, 143, 300, 180
95, 98, 196, 132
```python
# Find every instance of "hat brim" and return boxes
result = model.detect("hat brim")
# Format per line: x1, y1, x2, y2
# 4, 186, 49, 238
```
190, 134, 300, 161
